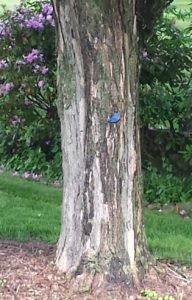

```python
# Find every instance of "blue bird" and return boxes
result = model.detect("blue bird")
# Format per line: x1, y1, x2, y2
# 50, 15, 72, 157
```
108, 112, 121, 123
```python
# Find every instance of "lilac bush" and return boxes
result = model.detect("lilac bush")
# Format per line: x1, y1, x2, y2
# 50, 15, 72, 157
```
0, 0, 62, 180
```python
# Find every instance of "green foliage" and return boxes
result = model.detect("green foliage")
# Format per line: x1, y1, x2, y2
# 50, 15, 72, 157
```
144, 160, 192, 204
79, 286, 91, 293
0, 118, 62, 179
141, 289, 175, 300
140, 4, 192, 172
179, 144, 192, 165
140, 5, 192, 132
0, 278, 7, 287
141, 5, 192, 204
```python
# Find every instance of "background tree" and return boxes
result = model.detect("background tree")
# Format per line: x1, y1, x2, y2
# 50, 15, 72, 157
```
51, 0, 172, 285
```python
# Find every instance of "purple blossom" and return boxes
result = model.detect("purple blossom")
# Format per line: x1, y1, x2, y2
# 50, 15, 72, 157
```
21, 171, 42, 180
32, 65, 40, 73
22, 171, 31, 179
10, 115, 25, 125
143, 51, 149, 60
32, 65, 48, 74
5, 82, 15, 91
42, 3, 55, 26
0, 82, 14, 96
38, 80, 44, 88
24, 49, 43, 63
0, 59, 8, 69
25, 15, 44, 30
0, 20, 11, 37
21, 4, 55, 29
41, 66, 49, 74
32, 173, 38, 179
42, 4, 53, 16
46, 15, 53, 23
31, 173, 41, 180
10, 119, 17, 125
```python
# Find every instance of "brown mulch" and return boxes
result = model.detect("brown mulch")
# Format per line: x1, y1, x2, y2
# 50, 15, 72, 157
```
0, 240, 192, 300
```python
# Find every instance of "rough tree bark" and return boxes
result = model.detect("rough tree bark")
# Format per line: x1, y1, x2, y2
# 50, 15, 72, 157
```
52, 0, 173, 284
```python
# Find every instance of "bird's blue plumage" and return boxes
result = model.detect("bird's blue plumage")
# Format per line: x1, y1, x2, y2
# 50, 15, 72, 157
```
108, 112, 121, 123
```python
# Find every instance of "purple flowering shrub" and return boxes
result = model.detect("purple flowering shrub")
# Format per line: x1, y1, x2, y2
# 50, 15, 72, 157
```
0, 0, 62, 179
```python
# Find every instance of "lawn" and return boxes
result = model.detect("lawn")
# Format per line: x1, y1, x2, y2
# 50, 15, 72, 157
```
145, 209, 192, 265
173, 0, 191, 28
0, 0, 20, 8
1, 172, 192, 265
174, 0, 191, 9
0, 172, 62, 242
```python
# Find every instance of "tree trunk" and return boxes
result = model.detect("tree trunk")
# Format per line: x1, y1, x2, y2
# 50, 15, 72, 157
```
52, 0, 147, 283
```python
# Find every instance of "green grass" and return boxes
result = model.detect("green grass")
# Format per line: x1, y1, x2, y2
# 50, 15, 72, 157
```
0, 172, 62, 242
173, 0, 191, 29
1, 172, 192, 265
0, 0, 20, 13
174, 0, 191, 10
0, 0, 20, 8
145, 209, 192, 265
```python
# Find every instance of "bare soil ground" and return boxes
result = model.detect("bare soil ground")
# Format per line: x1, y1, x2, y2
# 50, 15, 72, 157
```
0, 240, 192, 300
